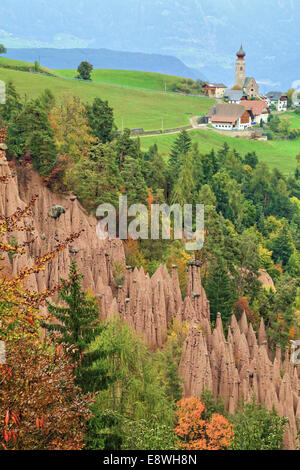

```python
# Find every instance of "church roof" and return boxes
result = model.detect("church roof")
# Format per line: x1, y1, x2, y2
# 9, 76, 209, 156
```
244, 77, 256, 87
224, 89, 244, 101
237, 44, 246, 57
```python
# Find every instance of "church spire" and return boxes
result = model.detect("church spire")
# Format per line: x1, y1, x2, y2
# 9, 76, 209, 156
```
237, 44, 246, 58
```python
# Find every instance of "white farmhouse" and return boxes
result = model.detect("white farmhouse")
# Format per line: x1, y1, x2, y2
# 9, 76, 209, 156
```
266, 92, 288, 112
205, 104, 252, 130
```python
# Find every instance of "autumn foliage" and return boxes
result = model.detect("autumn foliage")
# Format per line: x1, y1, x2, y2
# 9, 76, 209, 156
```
0, 180, 91, 449
174, 397, 234, 450
0, 127, 7, 144
0, 340, 92, 450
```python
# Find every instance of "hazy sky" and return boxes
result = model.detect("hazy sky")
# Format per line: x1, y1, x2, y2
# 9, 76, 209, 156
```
0, 0, 298, 88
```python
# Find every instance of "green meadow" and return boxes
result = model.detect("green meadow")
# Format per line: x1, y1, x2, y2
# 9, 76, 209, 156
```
56, 68, 190, 92
0, 57, 54, 75
0, 61, 214, 131
139, 129, 299, 175
280, 111, 300, 129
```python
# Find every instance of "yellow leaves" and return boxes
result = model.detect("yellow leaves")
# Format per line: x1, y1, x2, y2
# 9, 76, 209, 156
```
243, 164, 253, 173
289, 325, 296, 340
49, 95, 96, 163
0, 199, 83, 342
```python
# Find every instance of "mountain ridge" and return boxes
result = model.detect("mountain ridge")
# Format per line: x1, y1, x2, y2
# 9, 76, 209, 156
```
2, 48, 206, 80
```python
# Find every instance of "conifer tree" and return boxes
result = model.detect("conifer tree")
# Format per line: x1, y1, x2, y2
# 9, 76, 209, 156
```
171, 149, 196, 205
86, 97, 116, 143
204, 256, 237, 325
0, 80, 22, 122
42, 261, 110, 392
121, 155, 148, 204
92, 142, 123, 206
7, 96, 57, 175
168, 130, 192, 189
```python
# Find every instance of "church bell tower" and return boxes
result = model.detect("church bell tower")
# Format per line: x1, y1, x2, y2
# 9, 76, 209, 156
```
235, 44, 246, 89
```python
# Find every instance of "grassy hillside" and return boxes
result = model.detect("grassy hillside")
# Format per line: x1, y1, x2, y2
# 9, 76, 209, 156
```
0, 57, 54, 75
279, 111, 300, 129
139, 129, 299, 174
56, 68, 193, 92
0, 58, 297, 175
0, 63, 214, 131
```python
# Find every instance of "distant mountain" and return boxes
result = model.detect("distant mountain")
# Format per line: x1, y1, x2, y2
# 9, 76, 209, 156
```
0, 0, 299, 91
3, 48, 206, 80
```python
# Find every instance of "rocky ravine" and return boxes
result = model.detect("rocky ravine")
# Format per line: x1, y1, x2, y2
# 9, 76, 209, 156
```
0, 149, 299, 449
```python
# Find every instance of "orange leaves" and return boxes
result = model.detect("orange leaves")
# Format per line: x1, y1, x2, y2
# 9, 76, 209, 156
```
175, 397, 234, 451
0, 339, 92, 450
289, 325, 296, 340
36, 416, 45, 431
206, 413, 234, 450
2, 409, 19, 447
0, 126, 7, 144
25, 316, 35, 326
5, 410, 9, 426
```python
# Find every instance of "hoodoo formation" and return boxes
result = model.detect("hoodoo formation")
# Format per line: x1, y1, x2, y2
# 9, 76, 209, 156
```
0, 147, 299, 449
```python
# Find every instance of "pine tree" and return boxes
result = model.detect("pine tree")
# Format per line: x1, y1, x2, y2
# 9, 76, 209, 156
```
7, 96, 57, 175
0, 81, 22, 122
142, 144, 167, 192
116, 128, 141, 169
168, 130, 192, 190
42, 261, 110, 392
86, 97, 116, 143
171, 149, 196, 205
121, 155, 148, 204
92, 142, 123, 206
204, 256, 237, 325
270, 224, 294, 267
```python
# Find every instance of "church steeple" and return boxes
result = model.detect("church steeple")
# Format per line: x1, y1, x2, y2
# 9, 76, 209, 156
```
236, 44, 246, 59
235, 44, 246, 89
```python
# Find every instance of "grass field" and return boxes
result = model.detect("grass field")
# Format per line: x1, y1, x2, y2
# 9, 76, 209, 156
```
56, 68, 190, 92
139, 129, 299, 174
0, 63, 214, 131
0, 57, 54, 75
279, 111, 300, 129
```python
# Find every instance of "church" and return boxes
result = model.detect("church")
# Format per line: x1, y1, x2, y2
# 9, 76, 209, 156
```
234, 45, 259, 98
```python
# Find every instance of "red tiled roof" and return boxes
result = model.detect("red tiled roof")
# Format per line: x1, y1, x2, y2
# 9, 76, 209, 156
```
206, 83, 227, 89
211, 116, 236, 123
240, 100, 269, 116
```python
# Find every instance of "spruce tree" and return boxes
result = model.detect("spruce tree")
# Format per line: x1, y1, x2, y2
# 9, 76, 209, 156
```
171, 149, 196, 205
7, 96, 57, 175
91, 142, 123, 206
168, 130, 192, 190
42, 261, 111, 392
204, 256, 237, 325
86, 97, 116, 143
121, 155, 148, 204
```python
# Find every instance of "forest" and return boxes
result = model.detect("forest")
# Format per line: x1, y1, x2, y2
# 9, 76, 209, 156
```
0, 82, 300, 450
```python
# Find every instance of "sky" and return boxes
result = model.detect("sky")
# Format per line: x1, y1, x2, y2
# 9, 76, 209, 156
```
0, 0, 299, 90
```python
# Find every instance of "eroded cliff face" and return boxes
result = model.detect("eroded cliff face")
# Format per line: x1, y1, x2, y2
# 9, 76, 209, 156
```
1, 150, 299, 448
0, 151, 209, 347
179, 314, 300, 449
